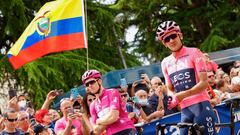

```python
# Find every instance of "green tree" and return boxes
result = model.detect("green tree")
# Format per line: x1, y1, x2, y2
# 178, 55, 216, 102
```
112, 0, 240, 62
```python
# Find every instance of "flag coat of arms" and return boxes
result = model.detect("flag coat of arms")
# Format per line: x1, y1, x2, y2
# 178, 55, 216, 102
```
8, 0, 87, 69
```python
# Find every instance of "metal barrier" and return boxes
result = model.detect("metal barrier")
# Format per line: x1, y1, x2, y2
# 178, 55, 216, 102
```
153, 96, 240, 135
215, 96, 240, 135
155, 122, 204, 135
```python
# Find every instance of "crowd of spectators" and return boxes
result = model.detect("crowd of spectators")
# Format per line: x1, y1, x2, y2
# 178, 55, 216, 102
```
0, 59, 239, 135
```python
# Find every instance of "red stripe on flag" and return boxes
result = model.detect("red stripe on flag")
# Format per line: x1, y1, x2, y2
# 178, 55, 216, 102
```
9, 32, 86, 69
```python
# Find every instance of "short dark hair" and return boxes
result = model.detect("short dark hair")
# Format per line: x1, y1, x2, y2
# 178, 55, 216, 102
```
17, 94, 26, 101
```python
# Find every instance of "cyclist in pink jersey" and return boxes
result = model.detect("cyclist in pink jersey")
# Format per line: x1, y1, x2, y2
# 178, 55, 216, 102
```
156, 21, 216, 135
82, 70, 136, 135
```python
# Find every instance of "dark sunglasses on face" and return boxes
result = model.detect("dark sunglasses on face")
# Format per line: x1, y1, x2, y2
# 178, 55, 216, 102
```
163, 34, 178, 43
86, 80, 97, 87
88, 98, 96, 102
7, 118, 18, 122
208, 75, 214, 78
121, 94, 128, 98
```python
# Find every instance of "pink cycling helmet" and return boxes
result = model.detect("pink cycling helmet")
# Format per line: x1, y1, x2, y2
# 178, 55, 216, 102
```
156, 21, 181, 41
82, 69, 102, 84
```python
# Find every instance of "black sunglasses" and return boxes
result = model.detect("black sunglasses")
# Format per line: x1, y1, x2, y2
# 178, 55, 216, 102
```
163, 34, 178, 43
208, 75, 214, 78
121, 94, 128, 98
7, 118, 18, 122
86, 80, 97, 87
88, 98, 96, 102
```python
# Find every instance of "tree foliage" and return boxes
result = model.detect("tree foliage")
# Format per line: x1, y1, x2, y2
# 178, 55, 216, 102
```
111, 0, 240, 62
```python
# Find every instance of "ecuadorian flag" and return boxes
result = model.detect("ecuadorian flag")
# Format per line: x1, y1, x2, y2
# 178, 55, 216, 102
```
8, 0, 87, 69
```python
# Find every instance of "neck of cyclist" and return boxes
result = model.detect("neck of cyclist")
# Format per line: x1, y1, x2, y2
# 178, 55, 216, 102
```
172, 39, 184, 57
94, 82, 104, 97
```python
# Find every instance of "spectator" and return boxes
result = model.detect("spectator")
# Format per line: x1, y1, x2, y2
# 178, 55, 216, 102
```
215, 79, 231, 101
230, 76, 240, 93
34, 124, 51, 135
149, 76, 178, 116
207, 71, 217, 89
230, 67, 238, 80
223, 73, 231, 86
54, 98, 90, 135
8, 97, 19, 112
17, 111, 31, 134
204, 53, 218, 73
48, 109, 60, 124
135, 90, 164, 122
35, 109, 54, 134
119, 90, 147, 124
83, 93, 96, 125
234, 60, 240, 68
0, 108, 21, 135
17, 94, 27, 111
206, 71, 220, 107
215, 69, 225, 80
130, 74, 151, 97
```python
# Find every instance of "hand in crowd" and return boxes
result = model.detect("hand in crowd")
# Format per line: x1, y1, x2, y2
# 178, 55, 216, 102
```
46, 90, 58, 101
8, 96, 19, 111
76, 95, 84, 106
26, 107, 35, 116
155, 85, 164, 99
141, 74, 150, 83
132, 81, 139, 88
67, 111, 77, 124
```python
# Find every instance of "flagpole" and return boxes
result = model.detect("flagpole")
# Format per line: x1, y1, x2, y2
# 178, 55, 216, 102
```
83, 0, 89, 70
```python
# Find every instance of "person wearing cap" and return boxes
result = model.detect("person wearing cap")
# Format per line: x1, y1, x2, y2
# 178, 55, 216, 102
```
157, 21, 216, 135
82, 69, 136, 135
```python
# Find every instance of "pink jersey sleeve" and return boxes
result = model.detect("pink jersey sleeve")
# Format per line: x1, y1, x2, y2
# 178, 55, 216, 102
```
54, 119, 65, 133
89, 101, 97, 124
161, 59, 172, 86
108, 89, 121, 110
210, 61, 218, 72
192, 49, 207, 73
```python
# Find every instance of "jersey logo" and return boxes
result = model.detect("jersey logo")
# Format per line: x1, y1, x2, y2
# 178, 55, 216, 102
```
170, 68, 196, 93
97, 107, 110, 118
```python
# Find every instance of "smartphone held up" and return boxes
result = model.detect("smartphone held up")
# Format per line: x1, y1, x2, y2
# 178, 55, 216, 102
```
120, 78, 128, 89
71, 88, 79, 100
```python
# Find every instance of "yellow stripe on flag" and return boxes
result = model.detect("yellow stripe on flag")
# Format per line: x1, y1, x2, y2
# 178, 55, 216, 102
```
8, 0, 84, 56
